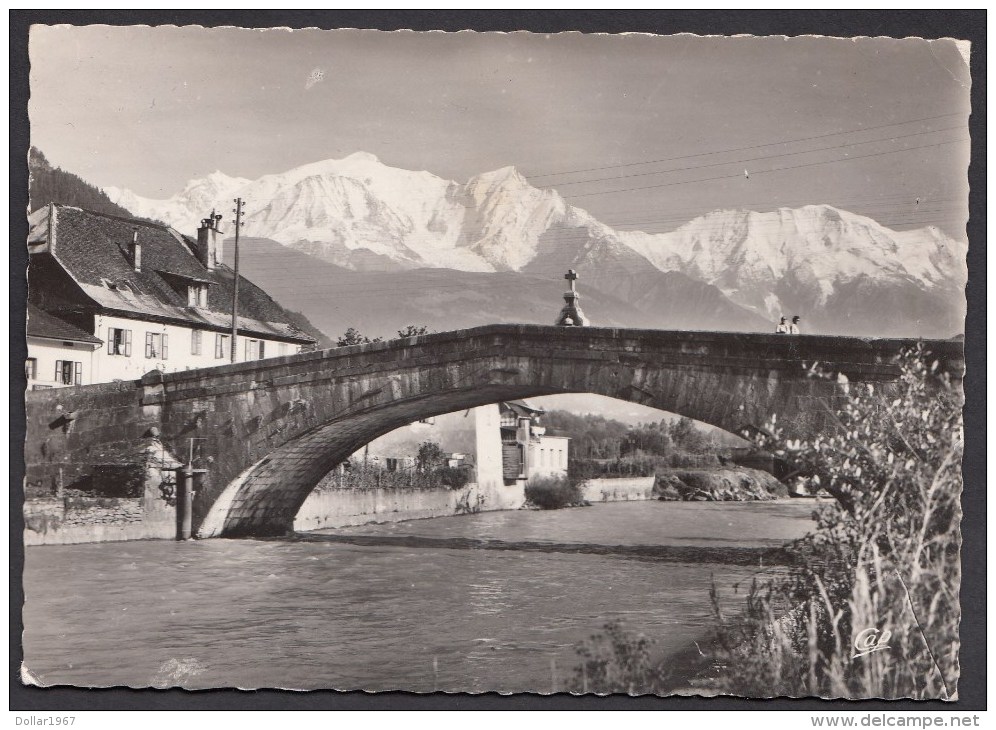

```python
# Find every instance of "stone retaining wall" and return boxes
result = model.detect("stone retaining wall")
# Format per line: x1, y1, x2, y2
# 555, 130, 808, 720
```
294, 480, 526, 532
581, 477, 657, 503
23, 437, 181, 546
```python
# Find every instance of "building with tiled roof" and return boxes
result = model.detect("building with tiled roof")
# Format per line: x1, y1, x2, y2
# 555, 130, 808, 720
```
26, 203, 315, 388
498, 400, 569, 484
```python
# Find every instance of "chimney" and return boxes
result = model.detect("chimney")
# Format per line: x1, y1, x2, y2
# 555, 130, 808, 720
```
195, 211, 224, 270
128, 228, 142, 272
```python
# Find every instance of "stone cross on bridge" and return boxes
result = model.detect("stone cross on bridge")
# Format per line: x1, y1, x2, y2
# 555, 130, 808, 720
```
23, 324, 962, 539
557, 269, 589, 327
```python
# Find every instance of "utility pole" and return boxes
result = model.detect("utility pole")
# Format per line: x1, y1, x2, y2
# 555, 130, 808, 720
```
230, 197, 245, 363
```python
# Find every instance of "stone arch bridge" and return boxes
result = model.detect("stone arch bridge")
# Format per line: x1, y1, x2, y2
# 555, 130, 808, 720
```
23, 325, 962, 538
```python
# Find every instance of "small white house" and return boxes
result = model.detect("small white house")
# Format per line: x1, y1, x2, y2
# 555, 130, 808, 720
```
26, 204, 315, 388
25, 303, 103, 388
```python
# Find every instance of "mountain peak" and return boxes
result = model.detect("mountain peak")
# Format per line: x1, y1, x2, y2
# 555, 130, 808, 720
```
182, 170, 249, 194
342, 151, 381, 164
470, 165, 528, 187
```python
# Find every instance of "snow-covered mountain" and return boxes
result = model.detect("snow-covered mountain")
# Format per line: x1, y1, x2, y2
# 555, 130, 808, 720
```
107, 170, 251, 230
623, 205, 967, 332
104, 153, 967, 337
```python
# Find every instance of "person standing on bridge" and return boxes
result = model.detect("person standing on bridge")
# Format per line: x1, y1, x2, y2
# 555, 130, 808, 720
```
790, 315, 801, 334
775, 317, 789, 334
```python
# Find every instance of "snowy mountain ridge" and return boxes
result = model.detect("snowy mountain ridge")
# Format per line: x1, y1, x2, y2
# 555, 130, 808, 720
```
104, 152, 967, 335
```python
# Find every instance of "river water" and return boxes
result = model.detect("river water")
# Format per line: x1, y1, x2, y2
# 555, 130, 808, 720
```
22, 500, 818, 693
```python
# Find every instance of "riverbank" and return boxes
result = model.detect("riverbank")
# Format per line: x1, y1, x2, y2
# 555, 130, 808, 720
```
23, 467, 789, 546
581, 468, 787, 506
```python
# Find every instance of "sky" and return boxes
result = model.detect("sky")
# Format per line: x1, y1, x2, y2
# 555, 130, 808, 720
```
29, 26, 971, 238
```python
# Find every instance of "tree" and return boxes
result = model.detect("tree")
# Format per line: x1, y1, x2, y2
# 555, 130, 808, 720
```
29, 146, 151, 219
667, 416, 709, 453
336, 327, 382, 347
397, 324, 432, 338
415, 441, 445, 473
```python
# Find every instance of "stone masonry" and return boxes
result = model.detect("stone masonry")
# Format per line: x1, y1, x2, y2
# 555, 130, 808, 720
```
23, 324, 963, 540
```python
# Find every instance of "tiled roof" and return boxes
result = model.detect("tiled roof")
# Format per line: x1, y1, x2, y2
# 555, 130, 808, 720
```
29, 205, 314, 344
26, 303, 103, 344
500, 400, 545, 418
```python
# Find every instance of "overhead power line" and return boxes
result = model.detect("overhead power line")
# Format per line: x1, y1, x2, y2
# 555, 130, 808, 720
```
229, 113, 969, 211
524, 112, 967, 180
567, 137, 969, 199
538, 125, 966, 189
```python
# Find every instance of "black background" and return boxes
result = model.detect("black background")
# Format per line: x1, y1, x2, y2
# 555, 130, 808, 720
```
9, 9, 987, 712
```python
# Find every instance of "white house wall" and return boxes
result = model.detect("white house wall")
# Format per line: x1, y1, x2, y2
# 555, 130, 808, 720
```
26, 337, 99, 388
473, 404, 506, 491
91, 313, 303, 383
527, 435, 570, 479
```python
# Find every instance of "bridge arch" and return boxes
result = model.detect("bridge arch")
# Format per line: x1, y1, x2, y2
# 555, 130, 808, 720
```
189, 326, 917, 538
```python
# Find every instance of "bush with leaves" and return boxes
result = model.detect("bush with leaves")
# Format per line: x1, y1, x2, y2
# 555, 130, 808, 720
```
524, 474, 586, 509
336, 327, 383, 347
435, 465, 473, 489
569, 620, 674, 694
707, 346, 963, 699
396, 324, 432, 338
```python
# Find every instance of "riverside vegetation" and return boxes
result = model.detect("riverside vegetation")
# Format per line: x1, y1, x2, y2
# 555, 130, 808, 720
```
524, 475, 587, 510
571, 348, 963, 698
315, 440, 473, 493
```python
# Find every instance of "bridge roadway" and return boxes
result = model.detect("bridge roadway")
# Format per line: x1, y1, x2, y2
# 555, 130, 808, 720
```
23, 324, 963, 538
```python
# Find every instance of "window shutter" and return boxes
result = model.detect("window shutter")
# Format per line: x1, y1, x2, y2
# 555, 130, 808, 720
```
162, 334, 169, 360
55, 361, 62, 383
145, 332, 153, 359
74, 362, 82, 385
107, 329, 114, 354
259, 341, 265, 359
124, 329, 132, 356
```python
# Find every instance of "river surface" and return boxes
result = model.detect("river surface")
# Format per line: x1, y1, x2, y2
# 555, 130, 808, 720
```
22, 500, 818, 693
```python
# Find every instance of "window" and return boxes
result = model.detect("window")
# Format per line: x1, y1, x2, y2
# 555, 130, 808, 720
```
278, 342, 288, 356
245, 339, 267, 360
55, 360, 82, 386
191, 329, 203, 356
215, 333, 230, 359
145, 332, 169, 360
108, 327, 132, 356
187, 283, 208, 308
25, 358, 37, 380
